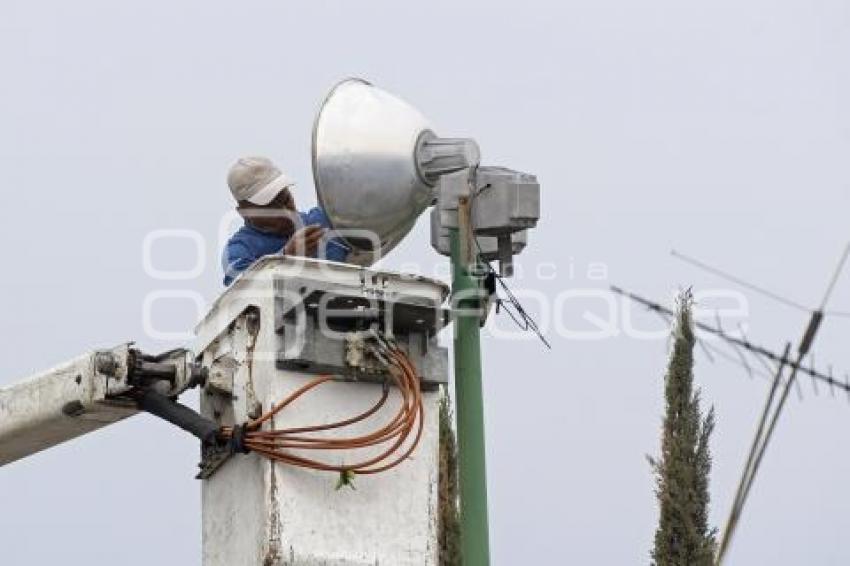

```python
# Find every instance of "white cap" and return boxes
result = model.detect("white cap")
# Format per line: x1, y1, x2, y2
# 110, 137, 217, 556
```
227, 156, 294, 205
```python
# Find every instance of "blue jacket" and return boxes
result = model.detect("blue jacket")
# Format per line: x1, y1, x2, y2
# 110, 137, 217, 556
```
222, 207, 350, 286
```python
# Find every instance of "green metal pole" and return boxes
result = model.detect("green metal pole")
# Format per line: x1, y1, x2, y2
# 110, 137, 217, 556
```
450, 200, 491, 566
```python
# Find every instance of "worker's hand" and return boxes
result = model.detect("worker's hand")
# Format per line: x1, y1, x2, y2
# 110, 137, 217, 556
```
283, 225, 326, 257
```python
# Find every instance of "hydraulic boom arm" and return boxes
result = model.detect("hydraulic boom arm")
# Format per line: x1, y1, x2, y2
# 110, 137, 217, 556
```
0, 344, 204, 466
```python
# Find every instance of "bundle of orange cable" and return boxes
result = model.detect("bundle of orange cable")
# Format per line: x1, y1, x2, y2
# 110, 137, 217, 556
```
218, 338, 423, 479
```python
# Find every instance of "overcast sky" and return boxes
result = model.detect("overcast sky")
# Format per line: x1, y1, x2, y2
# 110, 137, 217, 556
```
1, 1, 849, 564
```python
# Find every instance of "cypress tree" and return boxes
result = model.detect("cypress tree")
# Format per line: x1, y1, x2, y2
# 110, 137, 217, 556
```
650, 291, 717, 565
438, 391, 461, 566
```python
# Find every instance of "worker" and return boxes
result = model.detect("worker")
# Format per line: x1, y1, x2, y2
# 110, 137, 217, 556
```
222, 156, 350, 285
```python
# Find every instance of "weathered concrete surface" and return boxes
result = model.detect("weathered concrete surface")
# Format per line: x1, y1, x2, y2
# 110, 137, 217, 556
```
198, 257, 442, 565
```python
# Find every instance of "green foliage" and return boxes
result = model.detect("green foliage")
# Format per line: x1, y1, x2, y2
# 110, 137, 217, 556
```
335, 469, 356, 491
650, 291, 718, 566
439, 390, 461, 566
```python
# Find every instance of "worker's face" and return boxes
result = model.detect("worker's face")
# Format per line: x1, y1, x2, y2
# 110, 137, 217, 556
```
237, 188, 298, 236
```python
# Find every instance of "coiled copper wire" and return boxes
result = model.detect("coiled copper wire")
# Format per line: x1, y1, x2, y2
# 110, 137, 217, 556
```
219, 348, 423, 475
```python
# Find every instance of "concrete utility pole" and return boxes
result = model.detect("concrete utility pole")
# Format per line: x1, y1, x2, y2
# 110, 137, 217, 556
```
195, 257, 449, 564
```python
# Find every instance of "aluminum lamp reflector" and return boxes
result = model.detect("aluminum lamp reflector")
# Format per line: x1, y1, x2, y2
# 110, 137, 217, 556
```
312, 78, 479, 266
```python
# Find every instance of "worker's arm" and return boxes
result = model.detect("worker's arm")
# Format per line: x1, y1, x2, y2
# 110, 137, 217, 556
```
302, 207, 351, 261
222, 241, 256, 286
223, 227, 331, 285
283, 225, 326, 256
